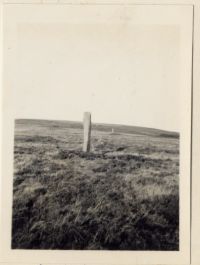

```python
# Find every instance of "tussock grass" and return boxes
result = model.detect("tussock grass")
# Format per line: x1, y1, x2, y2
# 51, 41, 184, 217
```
12, 119, 179, 250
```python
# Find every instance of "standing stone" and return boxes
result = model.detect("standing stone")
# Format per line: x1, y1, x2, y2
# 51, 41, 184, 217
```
83, 112, 91, 152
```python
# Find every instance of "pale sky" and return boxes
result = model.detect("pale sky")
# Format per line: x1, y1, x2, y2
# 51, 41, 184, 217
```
4, 4, 183, 132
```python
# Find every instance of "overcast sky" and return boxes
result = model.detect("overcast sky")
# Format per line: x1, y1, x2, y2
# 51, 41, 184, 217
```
5, 5, 183, 132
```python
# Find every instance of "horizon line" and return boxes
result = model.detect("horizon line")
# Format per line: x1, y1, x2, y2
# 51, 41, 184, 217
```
15, 117, 180, 134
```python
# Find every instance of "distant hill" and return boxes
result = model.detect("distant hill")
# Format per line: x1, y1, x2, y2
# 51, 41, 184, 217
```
15, 119, 179, 139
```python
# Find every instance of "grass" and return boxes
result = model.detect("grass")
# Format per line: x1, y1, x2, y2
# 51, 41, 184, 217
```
12, 119, 179, 250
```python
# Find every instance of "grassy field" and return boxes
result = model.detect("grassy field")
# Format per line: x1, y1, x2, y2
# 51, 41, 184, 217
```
12, 119, 179, 250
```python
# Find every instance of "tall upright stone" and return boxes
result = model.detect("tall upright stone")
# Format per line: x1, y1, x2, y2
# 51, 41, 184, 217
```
83, 112, 91, 152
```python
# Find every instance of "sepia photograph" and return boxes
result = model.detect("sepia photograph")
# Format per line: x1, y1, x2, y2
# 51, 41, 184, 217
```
0, 2, 194, 264
11, 14, 180, 251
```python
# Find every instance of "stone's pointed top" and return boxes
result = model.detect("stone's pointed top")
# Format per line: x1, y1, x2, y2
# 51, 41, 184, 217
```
83, 112, 91, 121
84, 112, 91, 116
